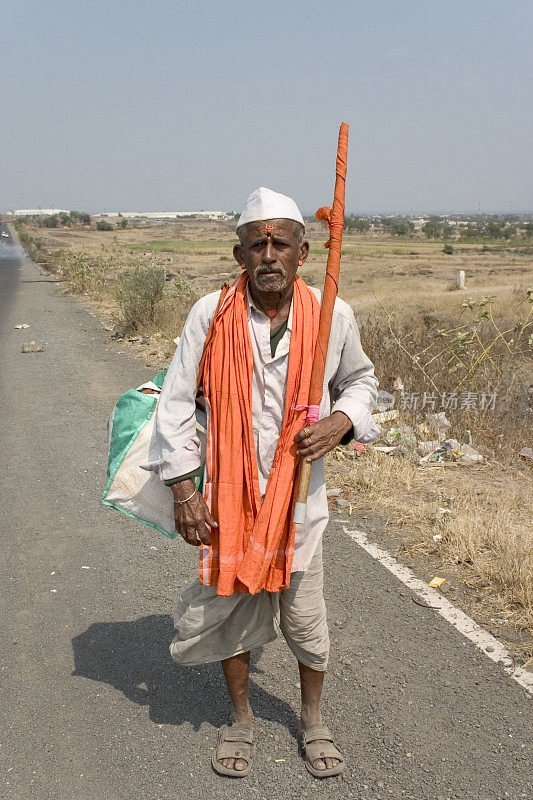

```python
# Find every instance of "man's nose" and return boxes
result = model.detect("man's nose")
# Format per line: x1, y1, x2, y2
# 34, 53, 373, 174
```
263, 238, 276, 263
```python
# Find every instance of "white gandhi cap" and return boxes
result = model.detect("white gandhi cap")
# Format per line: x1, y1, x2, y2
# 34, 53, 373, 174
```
236, 187, 305, 231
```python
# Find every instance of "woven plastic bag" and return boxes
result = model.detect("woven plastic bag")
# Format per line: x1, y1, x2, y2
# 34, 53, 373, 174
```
102, 368, 205, 538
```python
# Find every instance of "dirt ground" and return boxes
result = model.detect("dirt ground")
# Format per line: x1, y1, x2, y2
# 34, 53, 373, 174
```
32, 218, 533, 313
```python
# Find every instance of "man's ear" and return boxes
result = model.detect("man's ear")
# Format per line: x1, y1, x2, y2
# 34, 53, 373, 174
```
233, 243, 243, 266
299, 240, 310, 264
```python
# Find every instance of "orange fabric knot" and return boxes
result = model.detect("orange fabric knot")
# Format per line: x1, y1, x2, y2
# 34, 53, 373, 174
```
315, 206, 332, 225
315, 206, 332, 249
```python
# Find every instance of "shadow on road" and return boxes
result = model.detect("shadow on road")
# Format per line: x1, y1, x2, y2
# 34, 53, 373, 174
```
72, 614, 298, 734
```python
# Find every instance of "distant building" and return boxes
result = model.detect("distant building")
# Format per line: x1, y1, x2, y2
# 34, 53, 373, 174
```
11, 209, 69, 216
96, 211, 233, 221
10, 209, 233, 221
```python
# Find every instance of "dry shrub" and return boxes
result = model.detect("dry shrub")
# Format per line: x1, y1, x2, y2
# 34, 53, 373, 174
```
358, 291, 532, 460
16, 229, 48, 265
147, 278, 199, 340
115, 266, 166, 331
57, 252, 112, 294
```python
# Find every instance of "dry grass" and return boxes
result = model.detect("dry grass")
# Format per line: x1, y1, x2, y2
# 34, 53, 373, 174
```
325, 447, 532, 650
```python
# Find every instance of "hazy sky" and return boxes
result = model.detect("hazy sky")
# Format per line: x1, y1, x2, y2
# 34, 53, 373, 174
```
1, 0, 532, 214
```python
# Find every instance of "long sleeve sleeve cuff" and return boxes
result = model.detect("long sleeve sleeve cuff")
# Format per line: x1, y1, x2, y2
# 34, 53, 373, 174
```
332, 398, 381, 444
140, 439, 202, 483
163, 465, 203, 486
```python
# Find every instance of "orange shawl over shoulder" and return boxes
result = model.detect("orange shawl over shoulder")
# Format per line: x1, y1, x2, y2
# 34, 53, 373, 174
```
198, 274, 320, 596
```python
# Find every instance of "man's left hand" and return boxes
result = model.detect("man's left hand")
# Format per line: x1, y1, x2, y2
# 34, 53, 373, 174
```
294, 411, 352, 462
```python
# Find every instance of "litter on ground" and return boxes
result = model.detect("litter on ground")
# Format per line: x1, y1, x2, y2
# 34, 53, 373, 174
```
371, 409, 399, 424
22, 340, 45, 353
373, 421, 485, 468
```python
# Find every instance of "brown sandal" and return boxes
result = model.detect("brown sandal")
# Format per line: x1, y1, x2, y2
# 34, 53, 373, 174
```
299, 724, 345, 778
211, 724, 253, 778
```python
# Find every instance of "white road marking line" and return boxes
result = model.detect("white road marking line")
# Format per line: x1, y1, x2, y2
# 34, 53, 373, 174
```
343, 525, 533, 695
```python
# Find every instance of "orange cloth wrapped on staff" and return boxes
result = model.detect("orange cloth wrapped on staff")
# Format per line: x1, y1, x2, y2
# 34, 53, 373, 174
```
293, 122, 349, 523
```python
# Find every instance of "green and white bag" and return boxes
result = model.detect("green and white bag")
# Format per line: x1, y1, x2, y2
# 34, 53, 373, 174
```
102, 367, 205, 538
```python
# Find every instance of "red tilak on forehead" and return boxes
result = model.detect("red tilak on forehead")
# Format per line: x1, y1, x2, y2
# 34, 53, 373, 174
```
265, 224, 274, 236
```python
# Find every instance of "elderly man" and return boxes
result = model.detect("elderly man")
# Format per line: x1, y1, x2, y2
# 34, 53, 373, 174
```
147, 187, 378, 778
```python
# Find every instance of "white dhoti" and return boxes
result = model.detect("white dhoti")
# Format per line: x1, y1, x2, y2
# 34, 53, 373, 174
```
170, 542, 329, 671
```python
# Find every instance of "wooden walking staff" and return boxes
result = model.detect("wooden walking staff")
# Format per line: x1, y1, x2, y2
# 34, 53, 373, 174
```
293, 122, 349, 525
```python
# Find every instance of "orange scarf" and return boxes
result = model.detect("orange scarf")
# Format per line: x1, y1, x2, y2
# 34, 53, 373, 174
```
198, 274, 320, 596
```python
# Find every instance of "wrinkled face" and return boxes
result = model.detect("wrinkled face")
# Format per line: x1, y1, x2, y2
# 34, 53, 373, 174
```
234, 218, 308, 295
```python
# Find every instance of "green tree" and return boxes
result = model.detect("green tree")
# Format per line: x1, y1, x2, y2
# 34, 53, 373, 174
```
422, 218, 442, 238
380, 217, 414, 236
461, 222, 484, 240
69, 210, 91, 224
486, 221, 506, 239
389, 219, 413, 236
96, 220, 113, 231
42, 215, 59, 228
344, 215, 371, 233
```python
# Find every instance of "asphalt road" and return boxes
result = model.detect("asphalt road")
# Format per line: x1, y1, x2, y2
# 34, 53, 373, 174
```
0, 223, 531, 800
